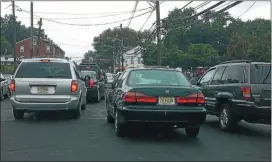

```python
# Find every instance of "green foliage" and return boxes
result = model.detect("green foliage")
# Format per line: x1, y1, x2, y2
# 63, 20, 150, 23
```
142, 7, 270, 69
1, 14, 41, 55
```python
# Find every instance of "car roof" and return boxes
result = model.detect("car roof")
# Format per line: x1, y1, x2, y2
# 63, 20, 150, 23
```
81, 70, 96, 73
212, 61, 271, 69
129, 67, 179, 72
22, 58, 69, 63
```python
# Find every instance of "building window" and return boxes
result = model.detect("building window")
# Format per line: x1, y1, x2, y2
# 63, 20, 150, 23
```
138, 57, 141, 64
46, 46, 50, 53
20, 46, 24, 53
33, 39, 37, 46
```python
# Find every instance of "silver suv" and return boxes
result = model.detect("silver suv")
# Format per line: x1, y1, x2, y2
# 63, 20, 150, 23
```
10, 58, 87, 119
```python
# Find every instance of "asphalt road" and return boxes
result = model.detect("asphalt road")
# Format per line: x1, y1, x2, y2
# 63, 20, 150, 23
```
1, 98, 271, 161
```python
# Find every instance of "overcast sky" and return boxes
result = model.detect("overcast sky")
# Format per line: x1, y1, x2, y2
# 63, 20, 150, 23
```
1, 1, 271, 58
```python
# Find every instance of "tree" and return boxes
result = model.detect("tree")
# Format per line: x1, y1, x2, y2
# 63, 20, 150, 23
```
186, 43, 220, 67
226, 33, 248, 60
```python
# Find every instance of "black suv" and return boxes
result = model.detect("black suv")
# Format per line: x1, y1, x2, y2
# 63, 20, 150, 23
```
195, 60, 271, 131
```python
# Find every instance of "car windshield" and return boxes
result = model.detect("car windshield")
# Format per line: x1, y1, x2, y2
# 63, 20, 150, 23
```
127, 69, 191, 86
79, 65, 100, 74
15, 62, 72, 78
251, 64, 271, 84
80, 71, 96, 78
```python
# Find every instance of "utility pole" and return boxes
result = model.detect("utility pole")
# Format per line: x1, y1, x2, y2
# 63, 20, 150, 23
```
12, 1, 16, 73
36, 18, 42, 56
155, 1, 162, 66
120, 24, 124, 71
30, 1, 34, 58
112, 52, 116, 73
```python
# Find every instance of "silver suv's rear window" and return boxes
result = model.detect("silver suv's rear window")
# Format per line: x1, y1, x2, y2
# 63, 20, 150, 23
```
250, 64, 271, 84
15, 62, 72, 79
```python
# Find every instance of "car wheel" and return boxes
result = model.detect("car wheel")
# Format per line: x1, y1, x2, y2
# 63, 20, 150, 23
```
185, 126, 200, 138
72, 101, 82, 119
95, 89, 100, 103
0, 89, 4, 101
4, 89, 11, 98
13, 109, 24, 120
81, 100, 86, 110
219, 103, 238, 132
114, 111, 125, 137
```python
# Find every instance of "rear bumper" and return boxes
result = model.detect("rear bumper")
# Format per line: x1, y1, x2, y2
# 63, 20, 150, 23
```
117, 106, 207, 126
233, 100, 271, 124
87, 87, 98, 98
10, 96, 80, 111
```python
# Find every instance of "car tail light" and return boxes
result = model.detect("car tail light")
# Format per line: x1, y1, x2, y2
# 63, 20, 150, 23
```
89, 79, 95, 87
123, 92, 157, 103
240, 86, 251, 100
176, 92, 205, 104
71, 80, 78, 92
10, 79, 15, 91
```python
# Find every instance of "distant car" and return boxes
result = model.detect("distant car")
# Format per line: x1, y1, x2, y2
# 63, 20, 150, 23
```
80, 70, 105, 102
3, 74, 12, 85
194, 60, 271, 131
10, 58, 87, 120
79, 63, 103, 80
105, 67, 207, 137
106, 73, 114, 83
0, 73, 9, 100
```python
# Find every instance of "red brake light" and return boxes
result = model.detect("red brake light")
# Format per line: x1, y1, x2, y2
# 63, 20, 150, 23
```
10, 79, 15, 91
123, 92, 157, 103
240, 86, 251, 100
176, 92, 205, 104
71, 80, 78, 92
89, 79, 95, 87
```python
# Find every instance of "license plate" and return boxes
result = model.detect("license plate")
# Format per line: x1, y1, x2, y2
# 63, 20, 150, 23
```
159, 97, 175, 105
37, 86, 49, 94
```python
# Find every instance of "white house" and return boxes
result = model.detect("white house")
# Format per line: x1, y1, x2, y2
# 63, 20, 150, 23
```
122, 46, 144, 68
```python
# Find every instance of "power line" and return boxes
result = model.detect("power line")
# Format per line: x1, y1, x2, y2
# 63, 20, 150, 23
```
181, 1, 194, 10
18, 7, 152, 16
167, 1, 244, 34
15, 7, 152, 20
138, 7, 155, 31
238, 1, 256, 18
194, 1, 211, 10
15, 8, 150, 20
16, 5, 152, 27
126, 1, 139, 27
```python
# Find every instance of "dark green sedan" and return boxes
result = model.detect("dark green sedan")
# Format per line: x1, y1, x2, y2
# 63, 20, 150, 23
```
105, 67, 207, 138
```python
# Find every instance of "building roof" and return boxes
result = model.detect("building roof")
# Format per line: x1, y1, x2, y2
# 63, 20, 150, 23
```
123, 46, 141, 57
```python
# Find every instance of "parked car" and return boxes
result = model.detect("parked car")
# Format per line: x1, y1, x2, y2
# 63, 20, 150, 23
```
105, 67, 207, 137
194, 60, 271, 131
80, 70, 105, 102
0, 73, 10, 100
10, 58, 87, 120
106, 73, 114, 83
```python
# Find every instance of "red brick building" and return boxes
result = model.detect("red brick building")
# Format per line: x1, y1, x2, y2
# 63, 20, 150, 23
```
16, 36, 65, 58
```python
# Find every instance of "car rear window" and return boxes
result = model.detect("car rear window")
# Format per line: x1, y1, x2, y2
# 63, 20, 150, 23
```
80, 71, 96, 78
15, 62, 72, 79
127, 69, 191, 86
251, 64, 271, 84
79, 65, 100, 73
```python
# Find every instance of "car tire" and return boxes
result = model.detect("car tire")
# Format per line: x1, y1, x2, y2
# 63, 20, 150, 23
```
185, 126, 200, 138
94, 89, 100, 103
4, 89, 11, 98
107, 113, 114, 123
13, 109, 24, 120
0, 89, 4, 101
114, 111, 125, 137
219, 103, 238, 132
81, 101, 86, 110
106, 102, 114, 123
72, 101, 82, 119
